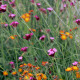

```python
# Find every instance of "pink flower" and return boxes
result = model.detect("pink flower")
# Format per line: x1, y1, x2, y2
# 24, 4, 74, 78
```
21, 47, 28, 52
50, 37, 54, 42
34, 15, 40, 21
53, 48, 57, 52
30, 77, 37, 80
48, 48, 57, 57
36, 3, 41, 7
75, 19, 80, 25
50, 37, 54, 40
39, 35, 46, 41
18, 56, 23, 61
62, 0, 65, 2
9, 0, 16, 7
63, 4, 67, 8
68, 0, 71, 2
60, 8, 64, 12
72, 61, 78, 66
30, 0, 34, 3
47, 7, 53, 12
70, 2, 74, 6
9, 61, 14, 65
9, 13, 16, 19
9, 61, 15, 69
74, 16, 76, 19
39, 8, 47, 14
10, 21, 19, 27
4, 24, 8, 27
23, 33, 33, 40
0, 4, 7, 13
46, 29, 50, 33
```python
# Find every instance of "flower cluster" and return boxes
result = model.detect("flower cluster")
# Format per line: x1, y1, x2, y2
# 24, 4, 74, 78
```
21, 13, 31, 22
65, 61, 80, 78
60, 30, 73, 40
3, 62, 47, 80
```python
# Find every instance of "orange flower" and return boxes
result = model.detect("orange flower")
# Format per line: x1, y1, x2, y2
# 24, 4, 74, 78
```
11, 71, 17, 75
42, 61, 48, 66
27, 63, 33, 67
24, 75, 29, 80
3, 71, 8, 76
37, 76, 42, 80
36, 73, 43, 77
21, 14, 26, 19
14, 35, 17, 37
28, 73, 33, 77
24, 17, 30, 22
23, 70, 29, 75
29, 28, 36, 32
25, 13, 30, 18
19, 77, 22, 80
61, 34, 67, 40
69, 35, 73, 39
19, 64, 24, 67
1, 22, 6, 24
29, 10, 34, 13
36, 73, 47, 80
10, 36, 15, 39
42, 74, 47, 79
76, 72, 80, 78
59, 30, 65, 35
65, 67, 72, 71
35, 66, 40, 70
18, 68, 23, 72
65, 32, 70, 36
73, 27, 78, 30
72, 66, 79, 71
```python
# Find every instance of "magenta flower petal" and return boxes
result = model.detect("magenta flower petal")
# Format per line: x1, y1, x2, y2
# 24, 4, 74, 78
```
72, 61, 78, 66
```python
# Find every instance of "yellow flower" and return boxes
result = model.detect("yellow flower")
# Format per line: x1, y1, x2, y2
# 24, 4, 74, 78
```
35, 66, 40, 70
24, 17, 30, 22
65, 67, 72, 71
3, 71, 8, 76
72, 66, 79, 71
61, 34, 67, 40
25, 13, 30, 18
28, 73, 33, 77
65, 32, 70, 36
23, 63, 27, 66
24, 75, 28, 79
42, 74, 47, 79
